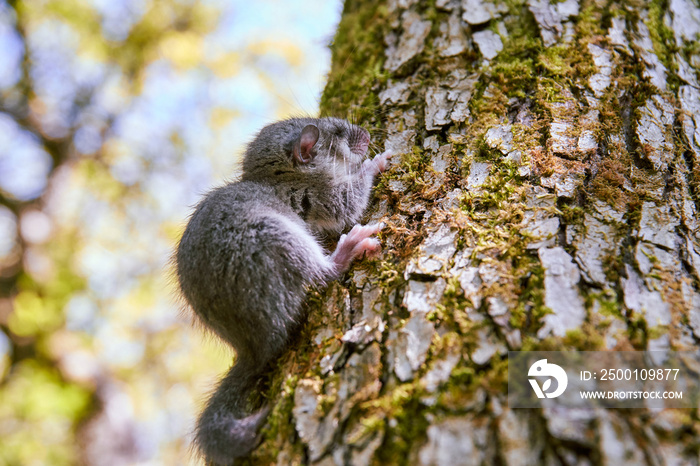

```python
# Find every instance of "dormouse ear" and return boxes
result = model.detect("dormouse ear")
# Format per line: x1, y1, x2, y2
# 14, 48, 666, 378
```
293, 124, 319, 165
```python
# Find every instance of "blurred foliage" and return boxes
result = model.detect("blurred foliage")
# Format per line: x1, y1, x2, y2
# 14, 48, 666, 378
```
0, 0, 339, 463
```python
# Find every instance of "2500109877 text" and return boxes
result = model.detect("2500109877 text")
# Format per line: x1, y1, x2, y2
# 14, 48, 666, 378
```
595, 368, 680, 381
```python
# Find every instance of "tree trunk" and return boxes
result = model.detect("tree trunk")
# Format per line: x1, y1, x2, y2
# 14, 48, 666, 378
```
248, 0, 700, 464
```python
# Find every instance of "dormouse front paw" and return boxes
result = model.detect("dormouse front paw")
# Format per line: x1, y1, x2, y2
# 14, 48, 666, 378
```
373, 150, 392, 173
363, 150, 392, 177
331, 223, 384, 273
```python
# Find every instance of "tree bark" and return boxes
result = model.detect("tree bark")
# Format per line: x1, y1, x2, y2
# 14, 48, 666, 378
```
248, 0, 700, 464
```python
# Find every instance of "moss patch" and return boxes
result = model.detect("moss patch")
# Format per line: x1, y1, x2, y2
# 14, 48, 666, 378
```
321, 0, 391, 125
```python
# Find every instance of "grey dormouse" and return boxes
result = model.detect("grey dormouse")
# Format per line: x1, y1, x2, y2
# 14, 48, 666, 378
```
175, 117, 391, 464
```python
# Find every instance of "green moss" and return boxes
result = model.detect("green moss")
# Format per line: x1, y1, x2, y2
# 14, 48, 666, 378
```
462, 161, 522, 215
373, 258, 405, 290
559, 204, 585, 226
246, 373, 300, 463
601, 250, 625, 286
575, 3, 606, 42
448, 366, 476, 387
627, 314, 648, 350
536, 77, 573, 107
433, 277, 473, 331
539, 45, 575, 76
465, 10, 541, 135
562, 326, 604, 349
646, 0, 680, 90
510, 262, 550, 335
366, 384, 430, 465
491, 38, 537, 97
396, 146, 432, 188
592, 291, 623, 318
320, 0, 390, 123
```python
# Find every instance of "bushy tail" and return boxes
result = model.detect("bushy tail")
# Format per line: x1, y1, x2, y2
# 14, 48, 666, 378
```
195, 358, 269, 465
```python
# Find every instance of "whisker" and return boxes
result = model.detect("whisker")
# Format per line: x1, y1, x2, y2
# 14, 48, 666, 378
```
329, 138, 336, 184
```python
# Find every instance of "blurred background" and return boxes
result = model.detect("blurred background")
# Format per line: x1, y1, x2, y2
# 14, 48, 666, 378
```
0, 0, 342, 463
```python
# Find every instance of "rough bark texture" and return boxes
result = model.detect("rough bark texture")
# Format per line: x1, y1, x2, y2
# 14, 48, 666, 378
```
245, 0, 700, 464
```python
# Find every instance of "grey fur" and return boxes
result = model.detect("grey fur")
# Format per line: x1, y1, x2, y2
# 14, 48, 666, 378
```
176, 117, 389, 465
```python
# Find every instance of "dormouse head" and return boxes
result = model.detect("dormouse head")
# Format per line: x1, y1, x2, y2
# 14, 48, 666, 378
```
241, 117, 370, 182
